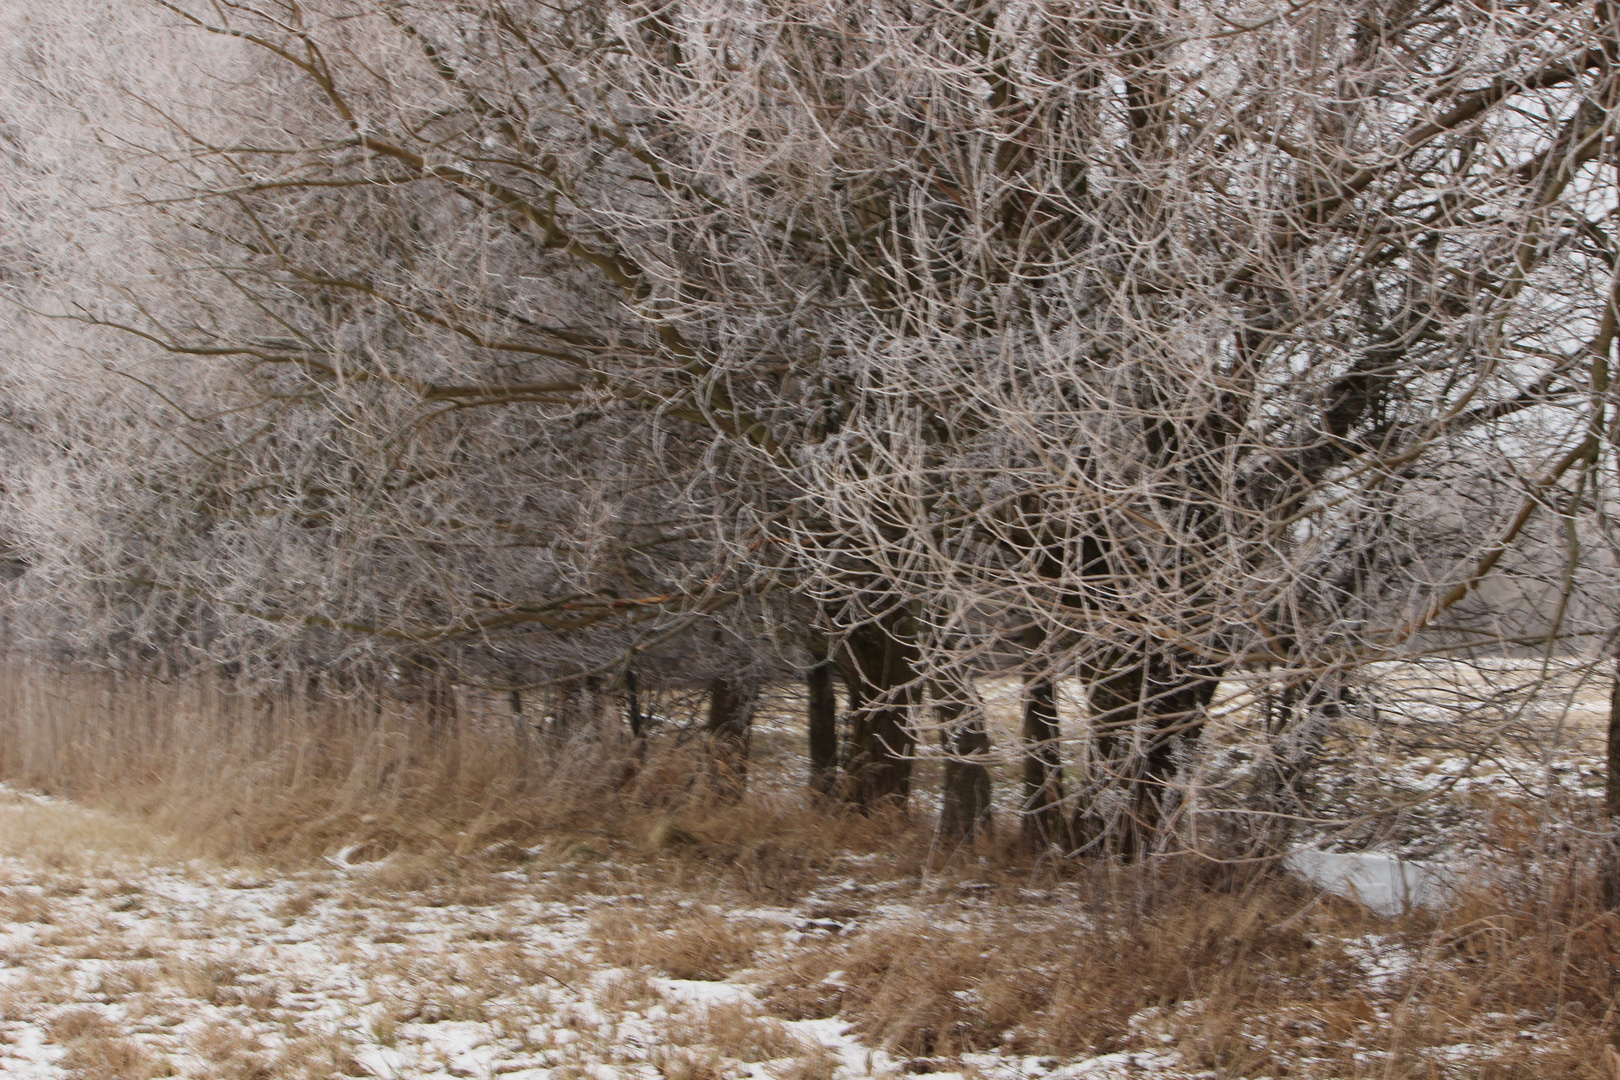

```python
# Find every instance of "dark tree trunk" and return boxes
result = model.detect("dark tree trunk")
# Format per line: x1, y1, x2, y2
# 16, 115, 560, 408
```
1018, 623, 1071, 849
625, 668, 646, 743
407, 655, 459, 774
837, 609, 919, 809
425, 674, 457, 740
806, 635, 840, 797
1605, 655, 1620, 907
508, 687, 531, 778
706, 675, 759, 801
1074, 649, 1219, 859
549, 675, 600, 748
937, 686, 993, 842
1021, 671, 1072, 849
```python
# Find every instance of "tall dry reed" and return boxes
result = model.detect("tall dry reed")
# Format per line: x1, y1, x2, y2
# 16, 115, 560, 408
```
0, 664, 636, 860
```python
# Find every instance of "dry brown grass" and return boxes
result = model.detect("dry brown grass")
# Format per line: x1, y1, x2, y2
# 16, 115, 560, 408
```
760, 852, 1620, 1078
594, 906, 766, 980
158, 954, 245, 1005
50, 1008, 172, 1079
658, 1000, 838, 1076
9, 664, 1620, 1076
189, 1021, 277, 1080
0, 665, 927, 887
767, 866, 1345, 1059
0, 797, 179, 872
0, 665, 599, 865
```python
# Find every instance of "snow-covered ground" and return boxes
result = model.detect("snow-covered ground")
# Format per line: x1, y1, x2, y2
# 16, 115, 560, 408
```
1283, 849, 1454, 917
0, 788, 1246, 1080
1, 651, 1607, 1080
0, 776, 1602, 1079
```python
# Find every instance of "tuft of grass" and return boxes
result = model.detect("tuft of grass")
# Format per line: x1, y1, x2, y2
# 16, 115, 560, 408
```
651, 1047, 724, 1080
50, 1008, 172, 1080
159, 955, 244, 1005
677, 1002, 817, 1062
659, 1002, 836, 1074
594, 907, 764, 981
191, 1021, 274, 1080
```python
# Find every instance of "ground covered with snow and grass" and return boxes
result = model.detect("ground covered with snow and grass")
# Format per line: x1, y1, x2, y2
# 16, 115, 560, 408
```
0, 775, 1616, 1080
0, 658, 1616, 1080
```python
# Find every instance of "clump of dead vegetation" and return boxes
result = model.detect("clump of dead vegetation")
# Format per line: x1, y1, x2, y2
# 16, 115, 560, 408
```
594, 906, 766, 980
3, 665, 1620, 1077
0, 666, 927, 887
49, 1009, 169, 1080
759, 847, 1620, 1078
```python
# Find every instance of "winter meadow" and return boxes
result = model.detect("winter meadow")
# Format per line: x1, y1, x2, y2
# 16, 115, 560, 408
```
2, 2, 1620, 1077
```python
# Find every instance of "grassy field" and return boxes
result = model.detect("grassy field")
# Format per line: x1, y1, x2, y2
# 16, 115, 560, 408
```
0, 665, 1615, 1078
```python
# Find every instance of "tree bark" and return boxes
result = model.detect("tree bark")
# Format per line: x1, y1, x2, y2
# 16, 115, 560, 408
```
837, 609, 919, 808
937, 685, 992, 842
1605, 655, 1620, 907
548, 675, 600, 749
1074, 649, 1219, 859
706, 675, 758, 802
806, 634, 839, 797
625, 669, 644, 741
406, 655, 459, 774
1020, 671, 1072, 850
508, 687, 531, 780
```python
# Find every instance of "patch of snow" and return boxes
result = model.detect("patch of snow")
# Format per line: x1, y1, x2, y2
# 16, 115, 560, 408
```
352, 1044, 408, 1079
1341, 934, 1419, 993
0, 1021, 63, 1078
1049, 1049, 1187, 1076
1285, 849, 1455, 916
649, 978, 757, 1006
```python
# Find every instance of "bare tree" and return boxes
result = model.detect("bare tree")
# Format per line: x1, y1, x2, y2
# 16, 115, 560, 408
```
608, 0, 1620, 847
5, 0, 1620, 855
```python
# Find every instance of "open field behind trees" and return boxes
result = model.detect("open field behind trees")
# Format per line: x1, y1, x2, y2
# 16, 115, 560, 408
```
0, 664, 1615, 1077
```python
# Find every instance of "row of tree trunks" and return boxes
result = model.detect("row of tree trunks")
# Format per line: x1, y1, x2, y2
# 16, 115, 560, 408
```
803, 618, 1222, 855
487, 629, 1214, 857
809, 618, 992, 838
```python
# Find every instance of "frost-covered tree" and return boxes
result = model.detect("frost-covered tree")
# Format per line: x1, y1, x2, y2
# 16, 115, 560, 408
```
5, 0, 1620, 848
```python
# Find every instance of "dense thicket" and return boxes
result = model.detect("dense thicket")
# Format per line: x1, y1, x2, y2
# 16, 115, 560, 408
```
2, 0, 1619, 853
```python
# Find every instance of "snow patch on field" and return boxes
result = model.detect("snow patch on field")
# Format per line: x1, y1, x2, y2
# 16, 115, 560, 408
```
0, 789, 1231, 1080
1285, 849, 1455, 916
